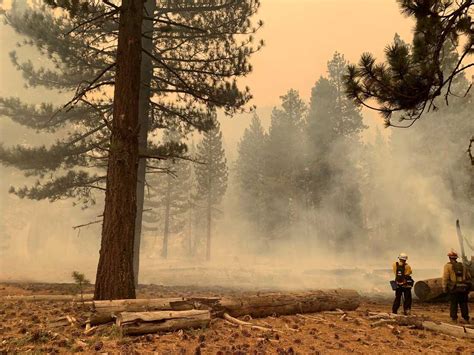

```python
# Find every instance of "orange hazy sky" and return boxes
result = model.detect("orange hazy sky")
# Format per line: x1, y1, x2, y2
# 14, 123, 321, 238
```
0, 0, 414, 108
243, 0, 414, 107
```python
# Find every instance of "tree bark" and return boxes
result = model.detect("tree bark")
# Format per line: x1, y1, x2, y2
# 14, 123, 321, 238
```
87, 297, 220, 313
414, 278, 446, 301
133, 0, 156, 287
84, 290, 360, 324
94, 0, 144, 300
117, 310, 211, 335
87, 297, 220, 325
215, 289, 361, 318
162, 173, 171, 258
421, 321, 474, 339
415, 277, 474, 302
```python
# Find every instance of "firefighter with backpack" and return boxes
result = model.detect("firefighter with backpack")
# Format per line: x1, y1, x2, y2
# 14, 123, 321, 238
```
443, 250, 472, 323
392, 252, 414, 315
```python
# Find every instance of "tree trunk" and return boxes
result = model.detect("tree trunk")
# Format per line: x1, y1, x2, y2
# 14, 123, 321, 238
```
162, 173, 171, 258
187, 205, 193, 256
117, 310, 211, 335
133, 0, 156, 287
215, 289, 361, 318
94, 0, 144, 300
206, 191, 212, 261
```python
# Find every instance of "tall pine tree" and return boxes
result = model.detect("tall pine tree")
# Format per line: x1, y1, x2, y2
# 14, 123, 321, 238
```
0, 0, 262, 292
306, 52, 367, 250
195, 119, 228, 260
236, 114, 267, 240
143, 131, 191, 259
264, 89, 306, 242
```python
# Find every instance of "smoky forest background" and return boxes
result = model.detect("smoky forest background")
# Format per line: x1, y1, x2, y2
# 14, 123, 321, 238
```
0, 0, 472, 294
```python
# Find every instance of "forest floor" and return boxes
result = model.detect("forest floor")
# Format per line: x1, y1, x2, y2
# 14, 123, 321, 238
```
0, 282, 472, 354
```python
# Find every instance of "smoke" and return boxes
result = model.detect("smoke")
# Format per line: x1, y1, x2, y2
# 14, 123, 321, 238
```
0, 2, 472, 294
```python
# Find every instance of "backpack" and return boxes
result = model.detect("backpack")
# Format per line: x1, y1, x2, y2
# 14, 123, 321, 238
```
452, 262, 471, 293
395, 262, 406, 284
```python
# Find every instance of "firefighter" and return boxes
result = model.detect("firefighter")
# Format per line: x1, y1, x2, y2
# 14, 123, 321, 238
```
392, 252, 413, 315
443, 250, 472, 323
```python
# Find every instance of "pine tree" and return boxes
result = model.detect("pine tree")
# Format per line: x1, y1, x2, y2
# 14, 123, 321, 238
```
93, 0, 144, 300
195, 120, 228, 260
306, 52, 367, 250
143, 131, 191, 259
0, 1, 262, 297
236, 114, 267, 238
264, 90, 306, 241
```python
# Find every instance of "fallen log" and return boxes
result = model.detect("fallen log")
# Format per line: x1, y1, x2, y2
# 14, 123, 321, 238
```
87, 297, 220, 325
415, 278, 474, 302
422, 321, 474, 339
116, 310, 211, 335
215, 289, 360, 318
88, 290, 359, 325
414, 278, 446, 301
1, 294, 94, 302
87, 298, 185, 313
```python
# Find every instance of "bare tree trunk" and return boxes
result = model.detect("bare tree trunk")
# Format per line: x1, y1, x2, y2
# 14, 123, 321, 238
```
187, 199, 193, 256
133, 0, 156, 287
206, 189, 212, 261
162, 173, 171, 258
94, 0, 144, 300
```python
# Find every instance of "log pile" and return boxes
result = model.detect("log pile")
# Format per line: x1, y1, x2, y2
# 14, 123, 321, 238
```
83, 289, 361, 334
85, 297, 219, 325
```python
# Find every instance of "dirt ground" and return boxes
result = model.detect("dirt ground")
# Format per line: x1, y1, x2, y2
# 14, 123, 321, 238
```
0, 282, 473, 354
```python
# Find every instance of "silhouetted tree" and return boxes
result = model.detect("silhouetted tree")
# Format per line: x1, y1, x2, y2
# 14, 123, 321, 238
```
264, 90, 306, 240
306, 52, 367, 249
344, 0, 473, 162
195, 120, 228, 260
235, 114, 267, 238
143, 131, 191, 259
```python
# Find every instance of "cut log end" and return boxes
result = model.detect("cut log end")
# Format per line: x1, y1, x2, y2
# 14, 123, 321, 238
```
117, 310, 211, 335
414, 278, 446, 302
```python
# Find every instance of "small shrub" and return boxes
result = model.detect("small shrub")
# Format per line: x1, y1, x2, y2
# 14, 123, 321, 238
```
71, 271, 91, 302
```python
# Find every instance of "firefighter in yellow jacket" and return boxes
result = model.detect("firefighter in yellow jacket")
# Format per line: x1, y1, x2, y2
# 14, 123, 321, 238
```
392, 253, 413, 315
443, 250, 471, 323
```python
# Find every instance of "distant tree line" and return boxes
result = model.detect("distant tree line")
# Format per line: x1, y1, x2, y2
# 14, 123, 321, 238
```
235, 48, 473, 256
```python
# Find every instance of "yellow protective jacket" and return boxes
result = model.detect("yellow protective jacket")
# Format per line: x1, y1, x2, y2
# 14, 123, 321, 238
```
442, 261, 471, 291
393, 262, 412, 284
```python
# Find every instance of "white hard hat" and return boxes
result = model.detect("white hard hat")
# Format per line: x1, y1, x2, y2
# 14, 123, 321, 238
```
398, 253, 408, 261
447, 249, 458, 258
